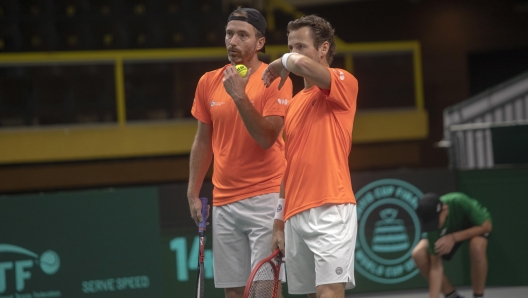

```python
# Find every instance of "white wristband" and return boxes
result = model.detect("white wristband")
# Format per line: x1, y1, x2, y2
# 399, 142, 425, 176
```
274, 198, 285, 221
281, 53, 297, 71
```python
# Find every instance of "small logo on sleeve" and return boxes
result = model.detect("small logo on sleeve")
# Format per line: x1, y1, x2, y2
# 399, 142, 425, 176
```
277, 99, 289, 105
332, 69, 345, 81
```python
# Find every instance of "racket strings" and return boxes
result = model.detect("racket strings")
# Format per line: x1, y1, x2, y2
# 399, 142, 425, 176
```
246, 261, 278, 298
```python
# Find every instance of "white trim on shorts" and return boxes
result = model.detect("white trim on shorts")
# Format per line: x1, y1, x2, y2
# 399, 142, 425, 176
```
212, 193, 285, 288
285, 203, 358, 295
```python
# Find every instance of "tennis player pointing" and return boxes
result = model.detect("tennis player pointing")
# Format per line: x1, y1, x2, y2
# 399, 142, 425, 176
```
188, 7, 292, 298
263, 15, 358, 298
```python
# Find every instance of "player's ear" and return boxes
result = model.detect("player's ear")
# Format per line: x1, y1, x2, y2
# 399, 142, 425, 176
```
256, 37, 266, 52
320, 41, 329, 58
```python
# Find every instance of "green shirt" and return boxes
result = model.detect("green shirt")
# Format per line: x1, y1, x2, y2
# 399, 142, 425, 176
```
427, 192, 491, 255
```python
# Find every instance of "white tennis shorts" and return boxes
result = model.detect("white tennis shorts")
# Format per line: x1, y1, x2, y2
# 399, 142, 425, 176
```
212, 193, 284, 288
285, 203, 358, 295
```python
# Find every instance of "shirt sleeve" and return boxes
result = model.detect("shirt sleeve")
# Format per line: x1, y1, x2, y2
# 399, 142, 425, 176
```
459, 194, 492, 226
191, 74, 212, 124
324, 68, 358, 112
262, 77, 293, 117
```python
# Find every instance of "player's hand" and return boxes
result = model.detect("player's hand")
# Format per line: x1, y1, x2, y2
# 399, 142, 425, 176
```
188, 196, 210, 226
434, 234, 455, 255
262, 58, 290, 90
271, 219, 286, 255
223, 65, 251, 101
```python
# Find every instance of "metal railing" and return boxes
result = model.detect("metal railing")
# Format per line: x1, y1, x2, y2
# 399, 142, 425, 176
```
443, 71, 528, 169
448, 120, 528, 169
0, 41, 425, 126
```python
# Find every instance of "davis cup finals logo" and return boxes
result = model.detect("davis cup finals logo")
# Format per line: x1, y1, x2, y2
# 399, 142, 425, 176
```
354, 179, 423, 284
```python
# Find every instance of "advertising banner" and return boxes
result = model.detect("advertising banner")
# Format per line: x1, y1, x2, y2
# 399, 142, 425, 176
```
349, 168, 463, 293
158, 183, 223, 297
0, 187, 163, 298
158, 169, 461, 296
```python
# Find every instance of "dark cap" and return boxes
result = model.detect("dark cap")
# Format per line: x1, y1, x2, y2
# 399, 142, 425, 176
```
227, 8, 266, 53
416, 193, 443, 232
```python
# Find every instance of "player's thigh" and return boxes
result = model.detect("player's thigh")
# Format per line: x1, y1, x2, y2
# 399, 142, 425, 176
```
412, 239, 430, 262
285, 213, 317, 295
306, 203, 357, 291
238, 193, 278, 268
212, 205, 251, 287
316, 282, 346, 298
239, 193, 287, 282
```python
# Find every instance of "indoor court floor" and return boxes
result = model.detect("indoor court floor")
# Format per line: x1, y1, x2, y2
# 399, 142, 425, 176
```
347, 286, 528, 298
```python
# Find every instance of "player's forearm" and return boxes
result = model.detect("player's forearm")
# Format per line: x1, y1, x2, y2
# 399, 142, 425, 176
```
233, 97, 281, 149
451, 219, 492, 242
283, 54, 330, 89
273, 218, 285, 233
187, 140, 213, 199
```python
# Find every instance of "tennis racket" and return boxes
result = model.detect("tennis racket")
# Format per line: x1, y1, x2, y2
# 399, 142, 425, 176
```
243, 248, 283, 298
195, 197, 208, 298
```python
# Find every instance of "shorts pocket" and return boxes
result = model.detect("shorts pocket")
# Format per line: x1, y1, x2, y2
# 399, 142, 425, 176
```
334, 204, 348, 224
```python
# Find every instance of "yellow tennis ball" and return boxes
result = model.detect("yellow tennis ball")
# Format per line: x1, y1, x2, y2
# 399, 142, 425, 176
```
235, 64, 248, 78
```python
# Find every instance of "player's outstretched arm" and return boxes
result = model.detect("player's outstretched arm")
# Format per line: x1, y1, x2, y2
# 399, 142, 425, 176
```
187, 121, 212, 226
452, 219, 492, 242
263, 53, 331, 90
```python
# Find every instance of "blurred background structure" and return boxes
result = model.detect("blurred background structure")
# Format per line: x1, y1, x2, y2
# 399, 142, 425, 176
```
1, 0, 527, 192
0, 0, 527, 297
0, 0, 528, 192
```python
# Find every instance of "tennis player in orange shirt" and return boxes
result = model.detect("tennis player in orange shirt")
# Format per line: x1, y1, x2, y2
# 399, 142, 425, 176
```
187, 7, 292, 298
263, 15, 358, 298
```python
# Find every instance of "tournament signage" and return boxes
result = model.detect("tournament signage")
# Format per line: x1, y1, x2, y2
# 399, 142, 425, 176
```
0, 188, 163, 297
157, 183, 224, 298
350, 168, 457, 292
354, 179, 423, 284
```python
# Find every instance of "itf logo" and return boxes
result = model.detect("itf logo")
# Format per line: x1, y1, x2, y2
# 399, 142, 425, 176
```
354, 179, 423, 284
0, 244, 60, 293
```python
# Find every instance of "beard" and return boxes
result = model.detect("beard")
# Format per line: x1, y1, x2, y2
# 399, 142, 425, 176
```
227, 45, 257, 64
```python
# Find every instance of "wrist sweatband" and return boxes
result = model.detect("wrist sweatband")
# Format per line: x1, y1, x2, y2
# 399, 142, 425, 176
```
274, 198, 285, 221
281, 53, 298, 71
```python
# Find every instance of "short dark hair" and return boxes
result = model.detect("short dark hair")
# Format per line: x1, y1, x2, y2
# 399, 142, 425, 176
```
287, 15, 336, 65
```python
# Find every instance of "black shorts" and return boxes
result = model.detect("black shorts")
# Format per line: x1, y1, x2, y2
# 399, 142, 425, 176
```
441, 232, 489, 261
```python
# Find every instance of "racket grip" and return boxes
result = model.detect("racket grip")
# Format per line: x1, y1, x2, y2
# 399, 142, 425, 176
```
198, 197, 208, 230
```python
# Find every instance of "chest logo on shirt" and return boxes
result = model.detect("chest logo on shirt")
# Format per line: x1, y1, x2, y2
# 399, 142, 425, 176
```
277, 98, 288, 105
210, 101, 225, 107
354, 179, 424, 284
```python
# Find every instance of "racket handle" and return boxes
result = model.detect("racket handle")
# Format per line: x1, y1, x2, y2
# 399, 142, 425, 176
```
198, 197, 208, 230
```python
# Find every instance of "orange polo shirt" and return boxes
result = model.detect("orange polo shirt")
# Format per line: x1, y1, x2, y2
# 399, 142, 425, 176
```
283, 68, 358, 221
191, 63, 293, 206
